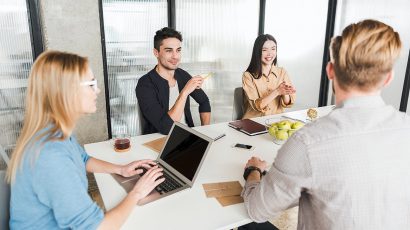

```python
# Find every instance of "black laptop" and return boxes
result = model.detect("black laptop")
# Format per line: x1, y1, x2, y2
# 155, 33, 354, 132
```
111, 122, 213, 205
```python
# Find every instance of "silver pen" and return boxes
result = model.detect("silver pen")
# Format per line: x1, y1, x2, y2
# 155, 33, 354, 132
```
213, 133, 226, 141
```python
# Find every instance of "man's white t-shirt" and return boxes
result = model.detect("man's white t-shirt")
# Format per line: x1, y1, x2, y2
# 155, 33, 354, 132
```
169, 81, 187, 125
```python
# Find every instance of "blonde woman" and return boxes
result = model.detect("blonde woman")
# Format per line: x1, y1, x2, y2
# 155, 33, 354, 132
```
6, 51, 165, 229
242, 34, 296, 119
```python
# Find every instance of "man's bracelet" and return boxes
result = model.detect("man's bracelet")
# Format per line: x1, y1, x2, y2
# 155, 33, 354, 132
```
243, 166, 267, 181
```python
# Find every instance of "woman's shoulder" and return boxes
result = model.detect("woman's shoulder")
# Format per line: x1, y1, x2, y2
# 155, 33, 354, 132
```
25, 128, 69, 157
19, 138, 73, 178
271, 66, 290, 79
36, 139, 72, 160
271, 65, 287, 74
242, 71, 254, 79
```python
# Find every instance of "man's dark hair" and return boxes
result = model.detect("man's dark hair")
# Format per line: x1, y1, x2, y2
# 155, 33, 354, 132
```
154, 27, 183, 51
246, 34, 277, 79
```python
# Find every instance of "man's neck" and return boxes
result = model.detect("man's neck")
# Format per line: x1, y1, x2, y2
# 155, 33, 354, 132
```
156, 65, 176, 81
335, 89, 381, 105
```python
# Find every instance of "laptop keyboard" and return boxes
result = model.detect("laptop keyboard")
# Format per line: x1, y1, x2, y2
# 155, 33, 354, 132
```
155, 170, 183, 194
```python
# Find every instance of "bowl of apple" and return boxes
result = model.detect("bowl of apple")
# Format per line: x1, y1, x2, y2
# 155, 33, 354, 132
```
265, 118, 305, 145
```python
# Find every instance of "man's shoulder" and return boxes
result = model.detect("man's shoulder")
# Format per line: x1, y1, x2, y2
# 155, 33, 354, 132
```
291, 116, 338, 146
290, 108, 353, 145
138, 69, 156, 82
293, 106, 410, 145
137, 69, 160, 89
175, 68, 191, 78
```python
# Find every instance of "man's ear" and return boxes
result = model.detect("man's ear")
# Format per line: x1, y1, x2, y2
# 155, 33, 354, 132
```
153, 48, 159, 58
326, 62, 335, 81
382, 70, 394, 87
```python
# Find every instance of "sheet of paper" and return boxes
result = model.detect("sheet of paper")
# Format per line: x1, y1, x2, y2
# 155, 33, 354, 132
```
202, 181, 243, 198
142, 136, 167, 153
197, 129, 226, 141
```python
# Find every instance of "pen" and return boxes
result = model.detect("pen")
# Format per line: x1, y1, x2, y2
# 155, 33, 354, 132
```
213, 133, 226, 141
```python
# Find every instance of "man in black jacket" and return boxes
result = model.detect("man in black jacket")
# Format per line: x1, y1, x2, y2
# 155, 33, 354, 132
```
136, 27, 211, 135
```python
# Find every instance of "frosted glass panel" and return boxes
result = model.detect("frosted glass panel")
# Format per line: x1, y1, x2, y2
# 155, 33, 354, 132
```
333, 0, 410, 109
265, 0, 329, 110
176, 0, 259, 124
102, 0, 167, 136
0, 0, 33, 170
408, 78, 410, 114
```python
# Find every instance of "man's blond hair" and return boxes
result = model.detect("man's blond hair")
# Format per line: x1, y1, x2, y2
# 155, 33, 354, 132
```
330, 19, 402, 91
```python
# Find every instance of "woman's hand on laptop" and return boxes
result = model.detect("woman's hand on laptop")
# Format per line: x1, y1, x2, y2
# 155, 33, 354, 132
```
119, 159, 157, 177
130, 166, 165, 201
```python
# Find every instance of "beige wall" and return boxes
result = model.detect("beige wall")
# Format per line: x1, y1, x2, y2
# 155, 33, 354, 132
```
39, 0, 108, 144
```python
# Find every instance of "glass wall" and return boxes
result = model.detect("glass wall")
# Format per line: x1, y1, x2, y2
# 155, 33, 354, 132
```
1, 0, 34, 228
176, 0, 259, 124
102, 0, 167, 136
102, 0, 410, 134
332, 0, 410, 109
0, 0, 33, 170
264, 0, 329, 110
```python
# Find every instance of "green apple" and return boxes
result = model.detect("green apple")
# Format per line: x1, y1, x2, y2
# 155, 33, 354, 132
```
277, 120, 291, 130
288, 129, 296, 137
291, 121, 304, 130
268, 125, 278, 136
275, 129, 289, 140
282, 120, 292, 126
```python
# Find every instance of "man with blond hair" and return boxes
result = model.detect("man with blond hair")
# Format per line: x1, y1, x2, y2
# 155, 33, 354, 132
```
241, 19, 410, 229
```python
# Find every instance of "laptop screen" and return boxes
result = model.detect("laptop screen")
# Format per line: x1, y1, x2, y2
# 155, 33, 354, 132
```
160, 125, 210, 181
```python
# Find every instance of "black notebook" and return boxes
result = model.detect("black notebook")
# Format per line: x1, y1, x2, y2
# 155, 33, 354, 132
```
228, 119, 267, 136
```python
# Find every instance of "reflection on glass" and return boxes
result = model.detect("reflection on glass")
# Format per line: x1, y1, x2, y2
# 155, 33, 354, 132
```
265, 0, 328, 111
0, 0, 33, 170
176, 0, 259, 124
334, 0, 410, 109
102, 0, 167, 136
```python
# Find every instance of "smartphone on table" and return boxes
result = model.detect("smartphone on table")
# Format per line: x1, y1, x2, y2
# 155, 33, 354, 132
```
232, 143, 254, 150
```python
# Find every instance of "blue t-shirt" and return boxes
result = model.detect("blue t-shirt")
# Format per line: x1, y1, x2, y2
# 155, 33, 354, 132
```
10, 132, 104, 229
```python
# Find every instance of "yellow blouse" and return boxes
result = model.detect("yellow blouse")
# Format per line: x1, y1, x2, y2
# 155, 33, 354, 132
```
242, 66, 296, 119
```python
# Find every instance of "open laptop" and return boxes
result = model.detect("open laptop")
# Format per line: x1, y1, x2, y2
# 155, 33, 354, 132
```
111, 122, 214, 205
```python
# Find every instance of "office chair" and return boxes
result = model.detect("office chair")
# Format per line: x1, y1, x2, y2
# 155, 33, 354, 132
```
232, 87, 245, 120
0, 144, 10, 230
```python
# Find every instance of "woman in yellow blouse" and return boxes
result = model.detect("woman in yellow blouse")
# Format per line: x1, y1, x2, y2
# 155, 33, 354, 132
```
242, 34, 296, 119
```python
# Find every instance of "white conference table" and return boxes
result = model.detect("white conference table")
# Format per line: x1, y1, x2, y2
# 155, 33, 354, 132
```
85, 106, 334, 230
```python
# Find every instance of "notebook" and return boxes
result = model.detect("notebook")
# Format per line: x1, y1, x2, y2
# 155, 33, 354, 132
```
228, 119, 267, 136
111, 122, 213, 205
